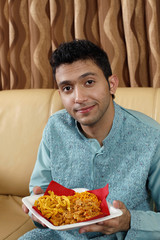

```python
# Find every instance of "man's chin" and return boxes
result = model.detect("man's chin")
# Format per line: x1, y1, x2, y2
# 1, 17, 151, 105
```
72, 113, 98, 126
77, 119, 97, 127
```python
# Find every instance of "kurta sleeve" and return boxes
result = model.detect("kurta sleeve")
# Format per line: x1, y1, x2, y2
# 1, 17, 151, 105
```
125, 142, 160, 239
29, 126, 52, 194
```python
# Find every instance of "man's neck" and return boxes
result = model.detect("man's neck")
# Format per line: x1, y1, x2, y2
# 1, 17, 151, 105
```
81, 123, 112, 146
79, 108, 115, 146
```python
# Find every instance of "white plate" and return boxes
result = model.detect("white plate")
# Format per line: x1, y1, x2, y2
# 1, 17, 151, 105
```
22, 188, 122, 231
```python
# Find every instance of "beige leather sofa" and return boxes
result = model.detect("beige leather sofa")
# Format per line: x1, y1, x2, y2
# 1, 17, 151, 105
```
1, 88, 160, 240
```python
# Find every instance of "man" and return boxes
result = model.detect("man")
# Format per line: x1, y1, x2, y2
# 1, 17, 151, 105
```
20, 39, 160, 239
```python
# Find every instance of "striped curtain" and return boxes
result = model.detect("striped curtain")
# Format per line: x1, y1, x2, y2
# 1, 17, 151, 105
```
0, 0, 160, 90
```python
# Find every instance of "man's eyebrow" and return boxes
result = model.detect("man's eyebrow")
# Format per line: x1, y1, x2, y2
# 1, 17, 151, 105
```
58, 72, 97, 87
79, 72, 97, 79
58, 80, 71, 87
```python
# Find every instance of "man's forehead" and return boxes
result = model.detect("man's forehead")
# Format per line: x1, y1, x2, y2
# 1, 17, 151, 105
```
56, 60, 100, 78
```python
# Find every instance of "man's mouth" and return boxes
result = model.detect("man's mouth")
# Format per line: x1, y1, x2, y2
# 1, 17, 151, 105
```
75, 105, 95, 113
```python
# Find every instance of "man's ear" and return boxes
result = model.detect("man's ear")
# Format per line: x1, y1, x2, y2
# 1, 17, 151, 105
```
108, 75, 119, 95
58, 89, 60, 95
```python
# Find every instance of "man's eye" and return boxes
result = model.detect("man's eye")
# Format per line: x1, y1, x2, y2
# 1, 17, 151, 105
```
63, 86, 72, 92
86, 80, 94, 85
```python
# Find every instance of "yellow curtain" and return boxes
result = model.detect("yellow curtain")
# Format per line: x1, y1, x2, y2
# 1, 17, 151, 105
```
0, 0, 160, 90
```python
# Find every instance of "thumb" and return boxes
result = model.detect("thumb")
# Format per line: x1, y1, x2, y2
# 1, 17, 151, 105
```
33, 186, 44, 195
113, 200, 125, 209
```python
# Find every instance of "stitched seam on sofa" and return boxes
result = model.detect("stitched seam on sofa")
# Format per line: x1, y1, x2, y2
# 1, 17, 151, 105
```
3, 218, 34, 240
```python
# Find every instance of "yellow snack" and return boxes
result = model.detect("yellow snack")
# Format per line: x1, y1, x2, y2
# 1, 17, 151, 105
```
34, 190, 102, 226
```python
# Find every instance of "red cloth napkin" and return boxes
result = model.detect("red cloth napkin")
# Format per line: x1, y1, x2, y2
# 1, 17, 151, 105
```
33, 181, 110, 225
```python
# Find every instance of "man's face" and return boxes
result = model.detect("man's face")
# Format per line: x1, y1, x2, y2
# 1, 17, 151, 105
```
56, 60, 114, 128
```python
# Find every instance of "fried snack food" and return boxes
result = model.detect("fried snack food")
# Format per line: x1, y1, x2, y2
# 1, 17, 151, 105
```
34, 190, 102, 226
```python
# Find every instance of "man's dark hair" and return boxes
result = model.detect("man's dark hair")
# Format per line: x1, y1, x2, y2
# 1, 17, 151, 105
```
50, 39, 112, 84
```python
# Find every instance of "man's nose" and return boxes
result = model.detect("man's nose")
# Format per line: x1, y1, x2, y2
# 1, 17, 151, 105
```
74, 87, 87, 103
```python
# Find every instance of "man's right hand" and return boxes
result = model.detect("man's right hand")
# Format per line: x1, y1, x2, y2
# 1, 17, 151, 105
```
22, 186, 46, 227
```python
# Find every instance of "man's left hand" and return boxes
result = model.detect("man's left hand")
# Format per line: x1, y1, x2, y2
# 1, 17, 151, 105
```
79, 200, 131, 235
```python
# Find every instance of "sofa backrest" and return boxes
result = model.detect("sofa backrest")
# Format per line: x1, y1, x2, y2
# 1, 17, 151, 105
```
116, 88, 160, 123
0, 88, 160, 196
0, 89, 63, 196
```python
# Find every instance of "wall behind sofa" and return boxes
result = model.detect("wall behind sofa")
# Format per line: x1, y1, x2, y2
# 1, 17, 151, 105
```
0, 0, 160, 90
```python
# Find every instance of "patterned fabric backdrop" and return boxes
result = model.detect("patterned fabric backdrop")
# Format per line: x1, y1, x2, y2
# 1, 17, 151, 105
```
0, 0, 160, 90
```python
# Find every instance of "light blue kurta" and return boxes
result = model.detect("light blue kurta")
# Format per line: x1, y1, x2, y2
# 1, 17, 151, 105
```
19, 103, 160, 240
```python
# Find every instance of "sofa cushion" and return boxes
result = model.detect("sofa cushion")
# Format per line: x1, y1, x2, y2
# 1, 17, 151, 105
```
0, 195, 35, 240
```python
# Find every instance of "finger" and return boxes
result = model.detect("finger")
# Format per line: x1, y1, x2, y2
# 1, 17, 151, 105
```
113, 200, 125, 210
97, 219, 117, 227
22, 203, 29, 214
79, 219, 118, 233
33, 186, 44, 195
113, 200, 119, 209
79, 224, 104, 234
97, 218, 119, 228
32, 214, 47, 227
79, 223, 116, 235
